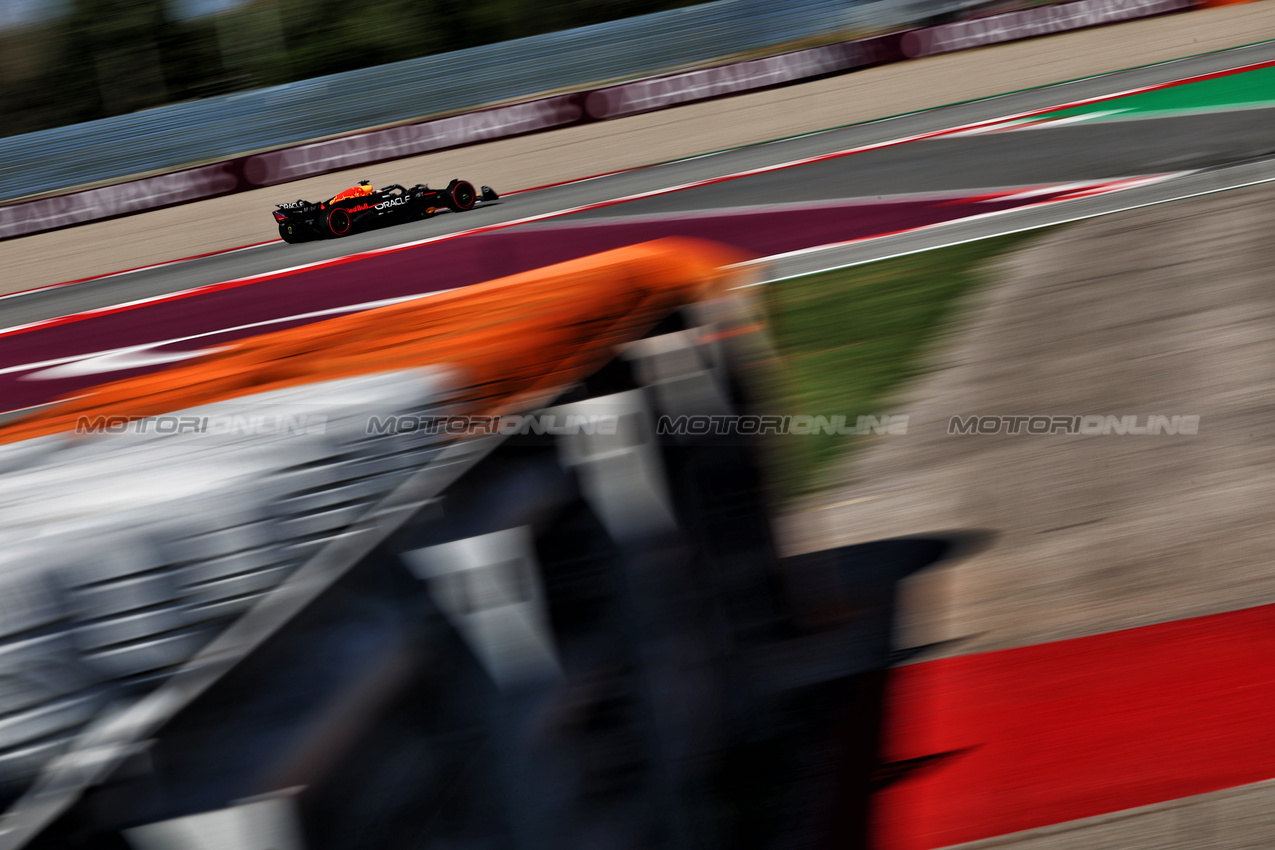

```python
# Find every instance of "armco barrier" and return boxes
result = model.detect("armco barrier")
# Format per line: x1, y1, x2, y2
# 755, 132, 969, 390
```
901, 0, 1194, 57
0, 0, 1197, 243
0, 163, 242, 241
583, 34, 898, 119
242, 95, 585, 188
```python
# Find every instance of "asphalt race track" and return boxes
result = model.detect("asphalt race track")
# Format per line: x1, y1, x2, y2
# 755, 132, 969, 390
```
567, 108, 1275, 217
2, 40, 1273, 334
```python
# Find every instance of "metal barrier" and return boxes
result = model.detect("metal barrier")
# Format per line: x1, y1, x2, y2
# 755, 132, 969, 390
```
0, 0, 967, 204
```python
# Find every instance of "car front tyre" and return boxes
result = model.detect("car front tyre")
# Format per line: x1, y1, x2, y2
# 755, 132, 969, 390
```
444, 180, 477, 212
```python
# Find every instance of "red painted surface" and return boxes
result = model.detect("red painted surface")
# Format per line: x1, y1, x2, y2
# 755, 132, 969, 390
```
873, 603, 1275, 849
0, 180, 1152, 416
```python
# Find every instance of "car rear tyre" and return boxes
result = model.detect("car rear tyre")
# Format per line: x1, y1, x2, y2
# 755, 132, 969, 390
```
444, 180, 477, 212
325, 207, 352, 237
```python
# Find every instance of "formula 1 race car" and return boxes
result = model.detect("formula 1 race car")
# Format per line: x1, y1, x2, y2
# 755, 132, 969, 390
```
272, 179, 498, 243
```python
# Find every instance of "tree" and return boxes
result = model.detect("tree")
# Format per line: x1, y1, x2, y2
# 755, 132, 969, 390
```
2, 0, 704, 139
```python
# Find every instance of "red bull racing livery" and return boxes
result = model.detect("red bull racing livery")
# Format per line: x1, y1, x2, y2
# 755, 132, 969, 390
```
271, 178, 498, 243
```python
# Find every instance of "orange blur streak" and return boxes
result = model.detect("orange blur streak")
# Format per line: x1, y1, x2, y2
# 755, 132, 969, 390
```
0, 238, 748, 445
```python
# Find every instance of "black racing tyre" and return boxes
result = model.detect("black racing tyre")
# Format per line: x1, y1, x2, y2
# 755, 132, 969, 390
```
444, 180, 477, 212
325, 207, 352, 237
278, 222, 306, 244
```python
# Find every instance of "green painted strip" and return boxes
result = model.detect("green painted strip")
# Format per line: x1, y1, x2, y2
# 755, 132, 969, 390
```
1032, 63, 1275, 123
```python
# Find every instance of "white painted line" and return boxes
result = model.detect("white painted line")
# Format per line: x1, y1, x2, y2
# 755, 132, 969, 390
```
1, 293, 434, 379
734, 166, 1275, 285
726, 172, 1187, 278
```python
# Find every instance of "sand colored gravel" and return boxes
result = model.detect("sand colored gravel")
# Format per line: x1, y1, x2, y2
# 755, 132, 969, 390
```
779, 180, 1275, 658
